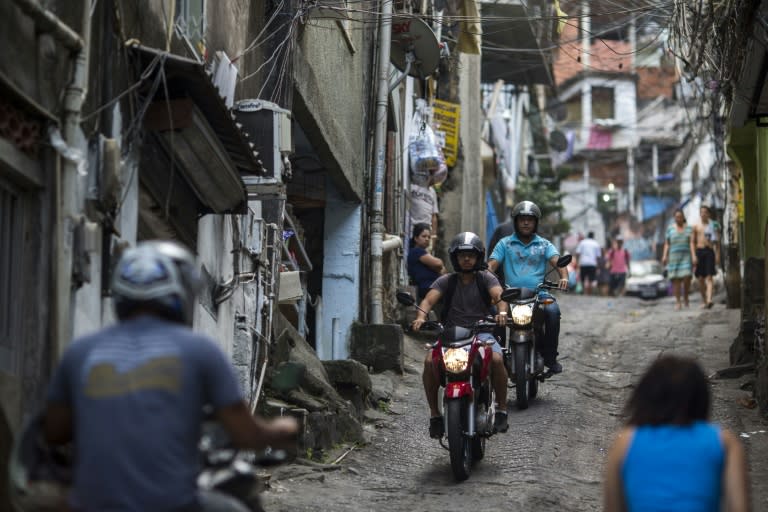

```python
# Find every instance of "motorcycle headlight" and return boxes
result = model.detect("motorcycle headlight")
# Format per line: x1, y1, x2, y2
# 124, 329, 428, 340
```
511, 304, 533, 326
443, 347, 470, 373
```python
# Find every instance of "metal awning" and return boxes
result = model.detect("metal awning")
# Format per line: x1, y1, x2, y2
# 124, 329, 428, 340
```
129, 44, 266, 213
480, 1, 554, 86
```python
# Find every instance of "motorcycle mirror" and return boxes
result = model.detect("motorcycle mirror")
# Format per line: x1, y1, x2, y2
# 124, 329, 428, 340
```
501, 288, 521, 302
556, 254, 572, 268
271, 361, 306, 393
396, 290, 416, 306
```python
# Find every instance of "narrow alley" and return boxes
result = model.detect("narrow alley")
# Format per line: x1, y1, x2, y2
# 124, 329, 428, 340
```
263, 293, 768, 511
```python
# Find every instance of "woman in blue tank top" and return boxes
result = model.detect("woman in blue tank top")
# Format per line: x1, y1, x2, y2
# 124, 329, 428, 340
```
604, 355, 749, 511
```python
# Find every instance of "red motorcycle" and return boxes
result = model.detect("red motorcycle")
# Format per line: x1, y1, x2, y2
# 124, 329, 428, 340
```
397, 291, 498, 481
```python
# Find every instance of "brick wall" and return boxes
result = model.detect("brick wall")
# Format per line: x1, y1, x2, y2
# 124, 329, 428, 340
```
554, 23, 634, 86
636, 66, 678, 100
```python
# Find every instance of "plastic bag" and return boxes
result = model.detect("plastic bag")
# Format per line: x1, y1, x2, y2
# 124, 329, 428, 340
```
409, 124, 442, 173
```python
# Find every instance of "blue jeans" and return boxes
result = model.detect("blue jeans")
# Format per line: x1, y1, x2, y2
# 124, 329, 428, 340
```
477, 332, 502, 353
537, 301, 561, 366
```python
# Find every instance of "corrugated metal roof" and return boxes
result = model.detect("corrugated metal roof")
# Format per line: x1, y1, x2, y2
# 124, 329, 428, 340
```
128, 44, 266, 177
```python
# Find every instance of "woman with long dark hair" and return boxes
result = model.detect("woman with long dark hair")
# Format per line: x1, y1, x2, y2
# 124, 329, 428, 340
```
407, 223, 445, 301
604, 355, 749, 511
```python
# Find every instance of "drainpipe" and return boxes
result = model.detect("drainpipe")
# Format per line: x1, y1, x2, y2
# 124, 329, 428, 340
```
370, 0, 393, 324
13, 0, 91, 357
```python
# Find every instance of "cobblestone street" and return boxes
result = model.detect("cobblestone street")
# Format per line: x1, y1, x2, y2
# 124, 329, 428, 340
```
264, 293, 768, 511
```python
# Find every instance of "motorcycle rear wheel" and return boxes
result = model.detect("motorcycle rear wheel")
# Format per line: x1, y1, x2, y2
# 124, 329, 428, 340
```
446, 398, 472, 481
529, 373, 539, 399
513, 344, 530, 410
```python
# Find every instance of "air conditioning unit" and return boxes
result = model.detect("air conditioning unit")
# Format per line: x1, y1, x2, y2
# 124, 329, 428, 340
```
233, 100, 292, 192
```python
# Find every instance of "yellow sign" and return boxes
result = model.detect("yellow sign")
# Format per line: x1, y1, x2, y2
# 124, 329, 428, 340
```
432, 100, 460, 167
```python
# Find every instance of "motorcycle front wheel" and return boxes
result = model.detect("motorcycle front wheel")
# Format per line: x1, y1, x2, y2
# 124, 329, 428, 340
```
513, 343, 530, 410
446, 398, 472, 481
471, 382, 493, 461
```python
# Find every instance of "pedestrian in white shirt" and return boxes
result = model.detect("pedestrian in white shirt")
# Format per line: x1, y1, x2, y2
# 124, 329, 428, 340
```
575, 231, 603, 295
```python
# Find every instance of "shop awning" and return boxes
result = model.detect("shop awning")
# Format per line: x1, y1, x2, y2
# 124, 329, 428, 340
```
129, 44, 266, 214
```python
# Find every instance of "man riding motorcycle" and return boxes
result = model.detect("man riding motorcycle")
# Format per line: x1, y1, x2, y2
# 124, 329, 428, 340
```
41, 240, 298, 512
411, 232, 510, 436
487, 201, 568, 374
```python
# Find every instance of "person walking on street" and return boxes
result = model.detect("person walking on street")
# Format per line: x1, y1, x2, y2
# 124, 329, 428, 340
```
487, 201, 569, 374
606, 236, 631, 297
42, 240, 299, 512
575, 231, 603, 295
407, 223, 446, 301
662, 209, 695, 310
411, 232, 510, 436
692, 205, 720, 309
604, 354, 750, 512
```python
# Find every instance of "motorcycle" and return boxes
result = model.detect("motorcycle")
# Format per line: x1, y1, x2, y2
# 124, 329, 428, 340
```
396, 290, 499, 482
198, 417, 288, 512
501, 254, 571, 410
10, 361, 305, 512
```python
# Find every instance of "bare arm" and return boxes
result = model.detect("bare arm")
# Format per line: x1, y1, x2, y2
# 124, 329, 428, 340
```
690, 231, 698, 265
603, 427, 633, 512
550, 255, 569, 290
721, 428, 750, 512
411, 288, 443, 331
487, 258, 500, 273
419, 253, 445, 274
43, 403, 73, 445
216, 401, 299, 450
489, 284, 508, 326
662, 239, 670, 265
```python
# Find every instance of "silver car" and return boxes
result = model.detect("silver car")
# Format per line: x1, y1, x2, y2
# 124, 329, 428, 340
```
625, 260, 669, 299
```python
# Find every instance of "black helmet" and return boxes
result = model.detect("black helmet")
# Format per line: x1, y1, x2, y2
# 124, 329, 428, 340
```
112, 240, 202, 325
448, 232, 486, 272
511, 200, 541, 232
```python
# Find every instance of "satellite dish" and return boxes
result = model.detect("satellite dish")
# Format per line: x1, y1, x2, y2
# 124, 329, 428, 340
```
549, 130, 568, 152
390, 16, 440, 79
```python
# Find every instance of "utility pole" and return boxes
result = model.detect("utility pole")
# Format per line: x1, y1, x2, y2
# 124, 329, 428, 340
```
369, 0, 393, 324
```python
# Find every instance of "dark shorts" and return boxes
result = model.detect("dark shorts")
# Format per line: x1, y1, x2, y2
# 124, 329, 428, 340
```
695, 247, 716, 278
580, 265, 597, 283
609, 273, 626, 292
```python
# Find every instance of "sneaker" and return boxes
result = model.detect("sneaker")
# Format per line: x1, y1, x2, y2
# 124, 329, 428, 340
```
493, 411, 509, 433
429, 416, 444, 439
547, 361, 563, 374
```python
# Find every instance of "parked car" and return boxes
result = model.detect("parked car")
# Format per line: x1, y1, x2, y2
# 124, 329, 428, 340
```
625, 260, 669, 299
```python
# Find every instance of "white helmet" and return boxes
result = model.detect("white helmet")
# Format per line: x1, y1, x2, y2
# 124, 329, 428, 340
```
111, 240, 202, 324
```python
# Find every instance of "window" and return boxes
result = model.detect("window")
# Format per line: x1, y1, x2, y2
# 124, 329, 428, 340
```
592, 86, 615, 120
0, 178, 22, 372
565, 95, 581, 124
175, 0, 206, 44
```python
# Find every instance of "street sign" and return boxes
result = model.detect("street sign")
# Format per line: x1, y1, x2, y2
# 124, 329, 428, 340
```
432, 99, 460, 167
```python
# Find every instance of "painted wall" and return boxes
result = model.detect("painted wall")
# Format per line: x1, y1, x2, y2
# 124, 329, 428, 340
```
319, 178, 362, 360
292, 15, 372, 201
559, 76, 638, 152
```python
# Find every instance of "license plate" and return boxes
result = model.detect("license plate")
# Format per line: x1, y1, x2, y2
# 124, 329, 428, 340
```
640, 287, 656, 298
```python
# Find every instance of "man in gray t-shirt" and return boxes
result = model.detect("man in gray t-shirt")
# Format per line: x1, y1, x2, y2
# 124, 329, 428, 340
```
411, 232, 510, 437
43, 241, 298, 511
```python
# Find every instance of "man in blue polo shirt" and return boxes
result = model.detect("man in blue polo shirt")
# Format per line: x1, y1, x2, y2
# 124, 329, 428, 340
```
487, 201, 568, 374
